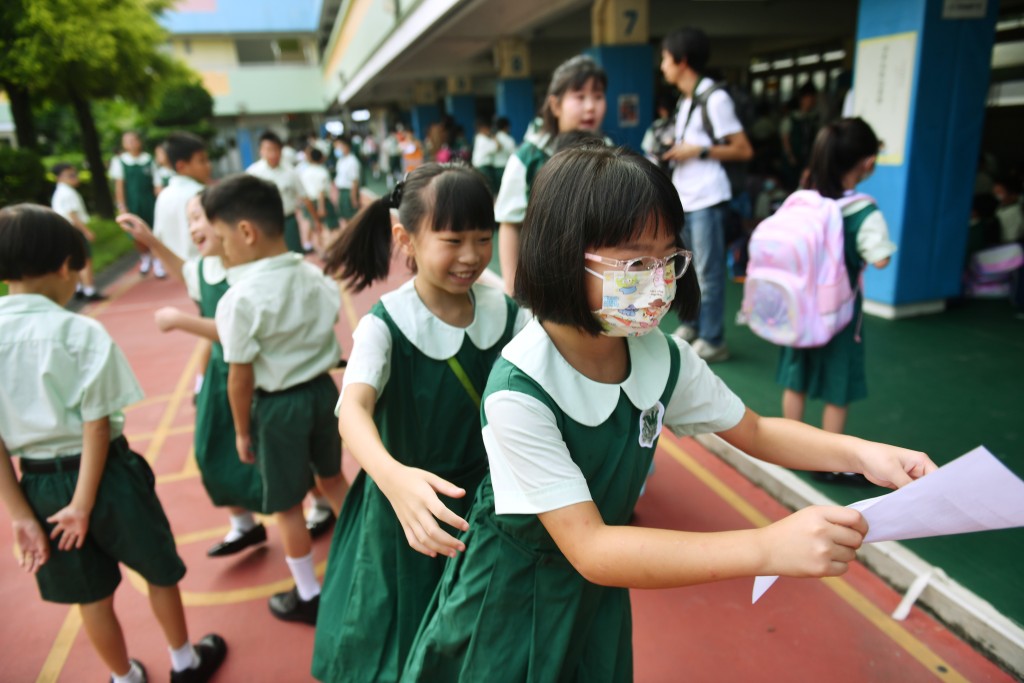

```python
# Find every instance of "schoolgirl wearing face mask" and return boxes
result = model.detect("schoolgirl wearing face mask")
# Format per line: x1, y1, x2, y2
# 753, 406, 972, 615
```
401, 146, 936, 682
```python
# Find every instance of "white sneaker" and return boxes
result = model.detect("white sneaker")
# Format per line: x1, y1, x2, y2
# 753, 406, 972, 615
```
692, 339, 730, 363
139, 254, 152, 275
673, 324, 698, 343
153, 258, 167, 279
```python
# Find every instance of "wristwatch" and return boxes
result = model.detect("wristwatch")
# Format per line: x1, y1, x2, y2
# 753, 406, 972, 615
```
699, 146, 711, 160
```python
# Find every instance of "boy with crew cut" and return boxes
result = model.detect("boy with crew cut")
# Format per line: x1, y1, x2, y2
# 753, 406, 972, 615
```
0, 204, 225, 683
246, 130, 321, 254
51, 163, 106, 301
154, 132, 212, 263
205, 174, 348, 624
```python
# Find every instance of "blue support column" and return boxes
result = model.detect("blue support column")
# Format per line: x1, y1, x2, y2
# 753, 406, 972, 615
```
495, 78, 534, 144
410, 104, 440, 143
586, 44, 653, 152
854, 0, 997, 310
445, 95, 477, 143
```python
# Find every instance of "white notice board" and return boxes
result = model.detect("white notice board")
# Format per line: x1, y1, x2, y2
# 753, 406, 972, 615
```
852, 32, 918, 166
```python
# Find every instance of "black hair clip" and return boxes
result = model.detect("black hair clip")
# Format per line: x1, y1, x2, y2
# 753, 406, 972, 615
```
388, 180, 405, 209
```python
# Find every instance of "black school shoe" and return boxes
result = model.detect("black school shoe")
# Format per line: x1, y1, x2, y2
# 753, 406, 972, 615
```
170, 634, 227, 683
269, 587, 319, 625
110, 658, 147, 683
306, 509, 336, 540
206, 524, 267, 557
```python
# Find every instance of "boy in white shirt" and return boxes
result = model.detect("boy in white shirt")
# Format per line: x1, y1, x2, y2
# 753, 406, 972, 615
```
299, 148, 339, 253
247, 131, 321, 254
333, 136, 361, 229
153, 132, 212, 266
50, 164, 105, 301
206, 174, 349, 624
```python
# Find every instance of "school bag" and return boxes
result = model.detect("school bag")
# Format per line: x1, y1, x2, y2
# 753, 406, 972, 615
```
690, 80, 756, 196
964, 242, 1024, 298
741, 190, 871, 348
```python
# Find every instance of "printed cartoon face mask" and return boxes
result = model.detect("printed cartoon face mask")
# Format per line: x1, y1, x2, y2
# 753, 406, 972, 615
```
584, 250, 690, 337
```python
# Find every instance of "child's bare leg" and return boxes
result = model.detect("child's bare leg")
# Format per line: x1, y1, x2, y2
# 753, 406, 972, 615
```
147, 583, 189, 649
79, 595, 131, 676
782, 389, 806, 422
822, 403, 848, 434
315, 472, 349, 516
276, 504, 312, 559
80, 261, 96, 288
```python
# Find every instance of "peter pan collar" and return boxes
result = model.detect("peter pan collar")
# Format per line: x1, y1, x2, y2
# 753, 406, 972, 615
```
381, 279, 509, 360
501, 319, 669, 426
226, 251, 302, 286
200, 256, 227, 285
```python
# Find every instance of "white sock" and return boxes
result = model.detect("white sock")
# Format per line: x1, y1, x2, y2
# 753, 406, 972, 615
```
169, 641, 200, 673
153, 259, 166, 276
286, 552, 321, 601
112, 661, 145, 683
224, 512, 257, 542
193, 373, 204, 394
83, 286, 96, 296
302, 241, 314, 250
140, 254, 152, 267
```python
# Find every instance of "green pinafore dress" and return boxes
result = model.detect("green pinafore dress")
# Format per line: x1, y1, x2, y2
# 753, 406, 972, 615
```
402, 333, 683, 683
122, 155, 157, 226
312, 291, 520, 683
775, 203, 878, 406
194, 258, 265, 511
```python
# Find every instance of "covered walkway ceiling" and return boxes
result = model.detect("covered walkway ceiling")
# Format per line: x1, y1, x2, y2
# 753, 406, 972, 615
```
338, 0, 858, 107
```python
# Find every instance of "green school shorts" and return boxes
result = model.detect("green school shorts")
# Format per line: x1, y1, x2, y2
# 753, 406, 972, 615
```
251, 373, 341, 513
20, 437, 186, 605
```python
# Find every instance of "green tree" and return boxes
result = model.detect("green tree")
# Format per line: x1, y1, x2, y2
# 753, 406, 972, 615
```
0, 0, 177, 217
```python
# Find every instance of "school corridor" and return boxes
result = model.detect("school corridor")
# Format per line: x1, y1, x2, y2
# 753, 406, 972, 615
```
0, 258, 1017, 683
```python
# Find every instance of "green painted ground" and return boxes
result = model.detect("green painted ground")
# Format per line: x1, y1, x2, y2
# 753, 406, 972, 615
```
704, 282, 1024, 628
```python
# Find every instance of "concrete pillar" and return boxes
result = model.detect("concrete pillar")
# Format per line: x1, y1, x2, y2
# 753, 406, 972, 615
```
494, 38, 534, 143
445, 77, 477, 145
852, 0, 998, 315
410, 81, 440, 142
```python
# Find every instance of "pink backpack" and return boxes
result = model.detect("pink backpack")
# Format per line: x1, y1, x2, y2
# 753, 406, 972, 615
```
741, 190, 871, 348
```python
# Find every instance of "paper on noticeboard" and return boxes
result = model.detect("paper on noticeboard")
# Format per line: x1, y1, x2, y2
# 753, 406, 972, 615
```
752, 446, 1024, 604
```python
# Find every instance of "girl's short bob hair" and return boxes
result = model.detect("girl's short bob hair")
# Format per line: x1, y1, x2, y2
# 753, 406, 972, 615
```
323, 162, 494, 292
515, 146, 700, 335
0, 204, 87, 280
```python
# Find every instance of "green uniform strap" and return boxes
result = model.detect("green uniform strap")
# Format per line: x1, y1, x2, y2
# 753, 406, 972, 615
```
447, 356, 481, 409
515, 142, 551, 199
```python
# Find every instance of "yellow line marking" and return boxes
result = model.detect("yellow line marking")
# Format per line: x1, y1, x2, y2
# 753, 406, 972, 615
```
35, 607, 82, 683
339, 284, 360, 330
143, 343, 204, 465
123, 392, 174, 412
658, 437, 966, 683
156, 446, 200, 484
126, 423, 193, 444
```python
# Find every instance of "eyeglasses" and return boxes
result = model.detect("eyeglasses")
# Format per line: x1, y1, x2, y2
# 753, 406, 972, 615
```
584, 249, 692, 276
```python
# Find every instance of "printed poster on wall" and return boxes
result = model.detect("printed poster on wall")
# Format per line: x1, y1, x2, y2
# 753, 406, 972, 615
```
852, 31, 918, 166
618, 94, 639, 128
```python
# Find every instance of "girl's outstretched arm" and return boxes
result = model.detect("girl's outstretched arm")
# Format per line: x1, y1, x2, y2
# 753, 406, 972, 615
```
540, 500, 866, 589
0, 438, 49, 573
717, 409, 936, 489
154, 307, 219, 342
116, 213, 186, 281
339, 383, 469, 558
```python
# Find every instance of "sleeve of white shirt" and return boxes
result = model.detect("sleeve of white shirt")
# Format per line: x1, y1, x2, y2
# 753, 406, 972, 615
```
663, 336, 746, 436
108, 157, 124, 181
856, 210, 897, 265
483, 390, 593, 514
337, 315, 393, 413
151, 161, 162, 189
181, 258, 201, 303
215, 293, 261, 364
493, 154, 528, 224
706, 90, 744, 140
78, 325, 145, 422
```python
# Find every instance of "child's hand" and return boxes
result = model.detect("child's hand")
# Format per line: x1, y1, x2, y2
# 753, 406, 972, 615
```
116, 213, 155, 247
12, 518, 49, 573
760, 505, 866, 578
236, 434, 254, 464
854, 442, 936, 489
154, 307, 183, 332
378, 465, 469, 559
46, 504, 90, 551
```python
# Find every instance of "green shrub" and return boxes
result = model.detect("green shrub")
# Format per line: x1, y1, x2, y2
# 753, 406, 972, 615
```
89, 218, 136, 274
0, 147, 48, 207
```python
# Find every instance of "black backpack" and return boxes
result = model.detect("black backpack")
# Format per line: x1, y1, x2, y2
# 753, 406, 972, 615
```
685, 79, 755, 196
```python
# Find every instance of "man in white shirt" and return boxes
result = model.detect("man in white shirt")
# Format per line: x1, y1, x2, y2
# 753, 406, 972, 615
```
247, 131, 321, 253
661, 27, 753, 362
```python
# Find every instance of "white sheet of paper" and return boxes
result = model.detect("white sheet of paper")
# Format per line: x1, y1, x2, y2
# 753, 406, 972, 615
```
752, 446, 1024, 604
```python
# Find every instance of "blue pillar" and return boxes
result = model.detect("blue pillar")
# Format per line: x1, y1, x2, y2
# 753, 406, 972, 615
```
410, 104, 440, 143
586, 45, 653, 152
445, 95, 477, 144
495, 78, 534, 144
854, 0, 997, 311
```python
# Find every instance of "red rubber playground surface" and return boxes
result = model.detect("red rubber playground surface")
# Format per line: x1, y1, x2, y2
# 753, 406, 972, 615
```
1, 259, 1015, 683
